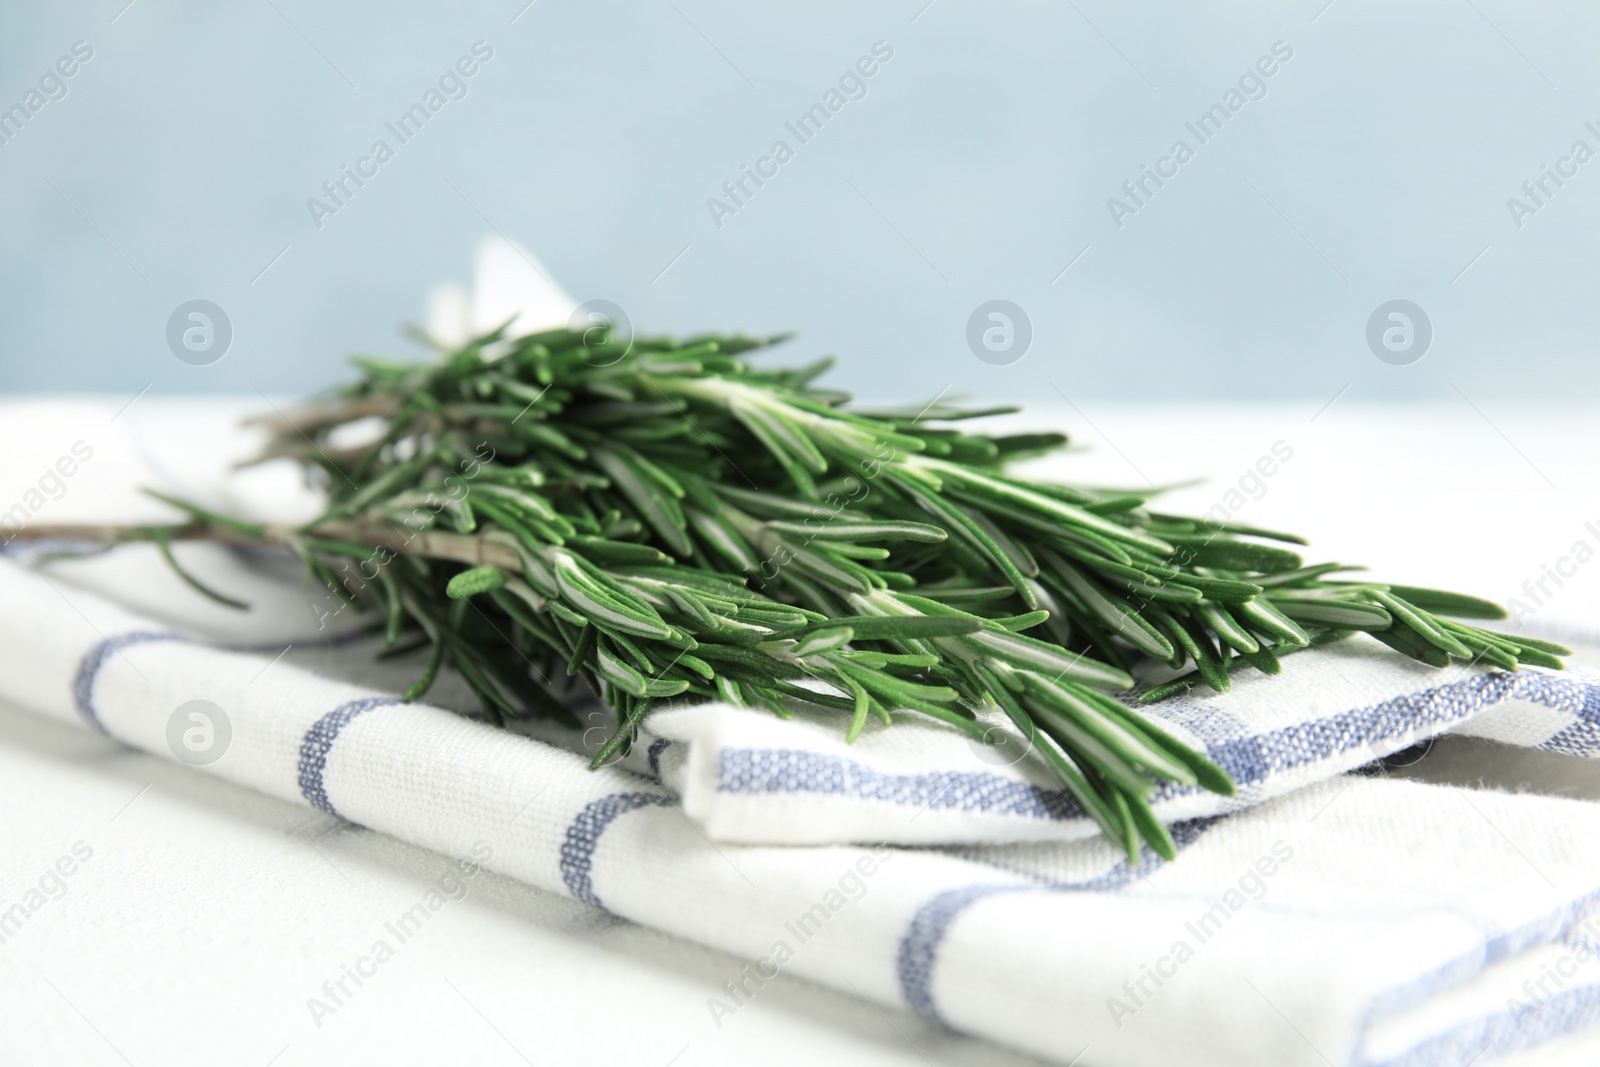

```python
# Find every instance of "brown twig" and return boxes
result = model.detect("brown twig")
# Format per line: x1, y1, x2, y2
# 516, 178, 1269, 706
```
3, 519, 523, 572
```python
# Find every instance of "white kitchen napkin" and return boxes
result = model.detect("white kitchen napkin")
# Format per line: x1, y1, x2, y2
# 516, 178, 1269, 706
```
4, 557, 1600, 1067
607, 642, 1600, 846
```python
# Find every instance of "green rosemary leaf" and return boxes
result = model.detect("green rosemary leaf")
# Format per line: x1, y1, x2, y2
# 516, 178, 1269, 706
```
709, 483, 860, 521
989, 432, 1069, 457
1106, 787, 1142, 865
1122, 791, 1178, 861
550, 553, 673, 639
1168, 536, 1304, 574
714, 675, 745, 707
984, 610, 1051, 633
1136, 674, 1202, 705
976, 629, 1136, 690
913, 584, 1017, 605
405, 639, 446, 701
1198, 602, 1260, 655
592, 448, 691, 558
565, 536, 672, 566
446, 565, 507, 599
1233, 598, 1311, 648
1367, 625, 1453, 668
1175, 613, 1231, 693
1384, 584, 1507, 621
1251, 562, 1361, 588
1024, 675, 1196, 786
684, 507, 761, 572
1438, 621, 1565, 668
142, 489, 267, 540
770, 614, 983, 643
1493, 645, 1563, 670
589, 697, 650, 767
834, 673, 870, 742
974, 665, 1126, 841
1162, 572, 1263, 603
1269, 595, 1393, 631
378, 568, 405, 646
790, 627, 855, 656
782, 543, 875, 596
1138, 629, 1355, 705
1432, 619, 1523, 655
894, 475, 1037, 608
1365, 591, 1471, 656
763, 519, 948, 543
1045, 554, 1175, 661
1182, 517, 1310, 546
1056, 544, 1182, 592
1142, 601, 1201, 672
730, 396, 829, 474
1472, 629, 1572, 657
1079, 690, 1234, 797
152, 531, 250, 610
931, 462, 1174, 556
1023, 689, 1156, 799
1236, 641, 1283, 676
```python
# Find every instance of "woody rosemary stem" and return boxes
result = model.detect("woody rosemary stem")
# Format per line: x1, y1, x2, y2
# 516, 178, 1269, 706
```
11, 520, 524, 569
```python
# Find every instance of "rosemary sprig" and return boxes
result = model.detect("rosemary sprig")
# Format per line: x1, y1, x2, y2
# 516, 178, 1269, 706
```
32, 323, 1568, 861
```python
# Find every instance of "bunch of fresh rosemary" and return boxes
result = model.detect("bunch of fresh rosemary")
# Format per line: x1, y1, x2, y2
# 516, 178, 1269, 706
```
72, 324, 1568, 861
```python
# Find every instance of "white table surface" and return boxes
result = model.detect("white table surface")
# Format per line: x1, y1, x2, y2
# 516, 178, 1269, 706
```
2, 395, 1598, 1067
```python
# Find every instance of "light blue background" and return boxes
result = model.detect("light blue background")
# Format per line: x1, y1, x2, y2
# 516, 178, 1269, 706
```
1, 0, 1595, 403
